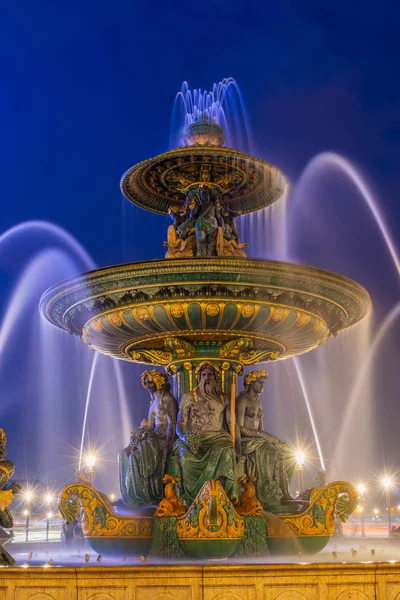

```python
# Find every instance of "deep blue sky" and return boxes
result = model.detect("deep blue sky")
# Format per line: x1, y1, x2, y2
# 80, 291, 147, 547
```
1, 1, 400, 267
1, 1, 400, 488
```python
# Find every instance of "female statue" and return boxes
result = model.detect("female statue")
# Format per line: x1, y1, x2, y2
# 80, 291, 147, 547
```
236, 370, 296, 509
119, 370, 178, 506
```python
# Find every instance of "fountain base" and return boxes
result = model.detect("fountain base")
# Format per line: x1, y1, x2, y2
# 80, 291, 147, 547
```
59, 480, 357, 559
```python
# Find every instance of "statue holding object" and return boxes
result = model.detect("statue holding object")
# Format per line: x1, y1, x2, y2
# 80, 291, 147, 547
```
172, 362, 239, 505
236, 370, 296, 510
119, 370, 178, 506
0, 429, 20, 565
164, 184, 247, 259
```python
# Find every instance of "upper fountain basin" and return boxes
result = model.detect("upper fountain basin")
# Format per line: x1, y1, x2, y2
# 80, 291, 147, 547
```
40, 257, 371, 367
120, 146, 288, 215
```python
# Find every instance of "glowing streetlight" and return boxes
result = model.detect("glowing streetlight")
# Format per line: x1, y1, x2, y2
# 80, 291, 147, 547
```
110, 493, 116, 502
295, 450, 305, 494
85, 454, 96, 468
85, 453, 97, 486
23, 509, 29, 516
357, 483, 366, 537
24, 490, 33, 503
44, 494, 54, 505
374, 508, 379, 516
382, 477, 393, 536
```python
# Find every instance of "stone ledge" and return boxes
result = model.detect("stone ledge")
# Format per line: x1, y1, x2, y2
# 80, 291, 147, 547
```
0, 562, 398, 599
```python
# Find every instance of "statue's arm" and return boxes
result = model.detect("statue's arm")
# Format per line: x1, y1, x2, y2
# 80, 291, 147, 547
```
146, 402, 156, 430
165, 395, 178, 451
225, 395, 241, 453
176, 394, 191, 440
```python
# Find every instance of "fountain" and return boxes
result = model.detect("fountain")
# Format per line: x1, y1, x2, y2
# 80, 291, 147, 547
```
38, 81, 372, 561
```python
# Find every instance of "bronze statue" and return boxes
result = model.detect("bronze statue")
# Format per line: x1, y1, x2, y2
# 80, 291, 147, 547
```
119, 370, 178, 505
172, 362, 238, 504
236, 370, 296, 509
187, 185, 224, 256
164, 205, 195, 258
218, 205, 248, 257
0, 429, 20, 565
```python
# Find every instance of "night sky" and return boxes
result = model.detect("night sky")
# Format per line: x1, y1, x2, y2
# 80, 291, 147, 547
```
0, 1, 399, 490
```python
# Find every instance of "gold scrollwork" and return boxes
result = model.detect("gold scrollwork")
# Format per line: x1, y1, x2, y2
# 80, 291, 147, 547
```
131, 349, 172, 365
220, 338, 253, 359
58, 483, 152, 539
165, 337, 195, 359
177, 480, 244, 541
267, 481, 358, 538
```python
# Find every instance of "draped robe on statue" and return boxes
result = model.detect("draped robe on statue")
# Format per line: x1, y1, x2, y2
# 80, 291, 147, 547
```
172, 386, 237, 505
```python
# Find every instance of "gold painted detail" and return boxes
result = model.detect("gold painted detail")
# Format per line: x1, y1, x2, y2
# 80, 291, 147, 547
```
140, 369, 167, 390
241, 304, 255, 318
170, 303, 185, 319
155, 475, 186, 517
266, 481, 358, 538
244, 370, 268, 386
58, 483, 153, 539
220, 338, 253, 359
177, 480, 244, 541
235, 475, 263, 516
206, 302, 220, 317
271, 307, 289, 322
165, 337, 195, 359
183, 361, 193, 390
240, 350, 281, 364
131, 349, 172, 365
296, 313, 311, 328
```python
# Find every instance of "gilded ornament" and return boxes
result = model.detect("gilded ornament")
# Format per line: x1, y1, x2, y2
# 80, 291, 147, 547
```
235, 475, 263, 516
271, 307, 288, 322
177, 480, 244, 541
296, 313, 311, 328
244, 370, 268, 386
206, 303, 220, 317
91, 319, 103, 333
313, 319, 325, 332
109, 312, 123, 327
241, 304, 255, 318
266, 481, 358, 538
137, 307, 150, 320
58, 483, 153, 539
141, 369, 168, 391
155, 475, 186, 517
171, 304, 184, 318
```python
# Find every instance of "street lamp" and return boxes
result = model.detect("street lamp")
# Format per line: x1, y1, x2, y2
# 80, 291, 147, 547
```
295, 451, 305, 495
44, 494, 54, 542
357, 483, 366, 537
382, 477, 393, 536
46, 512, 53, 542
23, 490, 34, 542
85, 454, 96, 486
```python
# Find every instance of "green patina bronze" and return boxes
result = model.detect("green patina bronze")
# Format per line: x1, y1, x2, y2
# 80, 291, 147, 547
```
47, 110, 367, 558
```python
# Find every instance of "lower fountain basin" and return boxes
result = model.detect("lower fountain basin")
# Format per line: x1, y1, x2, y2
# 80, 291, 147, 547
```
40, 257, 370, 366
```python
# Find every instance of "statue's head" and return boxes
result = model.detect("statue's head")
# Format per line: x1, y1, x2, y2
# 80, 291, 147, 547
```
195, 362, 220, 397
168, 205, 181, 223
141, 369, 168, 394
244, 370, 268, 396
0, 429, 7, 457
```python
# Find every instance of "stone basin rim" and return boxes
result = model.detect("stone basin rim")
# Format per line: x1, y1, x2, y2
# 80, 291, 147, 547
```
40, 256, 371, 301
40, 257, 372, 343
